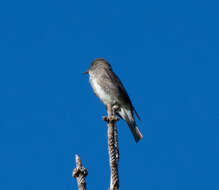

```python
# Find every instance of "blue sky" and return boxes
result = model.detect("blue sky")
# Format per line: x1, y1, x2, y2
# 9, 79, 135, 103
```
0, 0, 219, 189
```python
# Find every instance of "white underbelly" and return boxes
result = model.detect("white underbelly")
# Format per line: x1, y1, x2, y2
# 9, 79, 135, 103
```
91, 79, 113, 105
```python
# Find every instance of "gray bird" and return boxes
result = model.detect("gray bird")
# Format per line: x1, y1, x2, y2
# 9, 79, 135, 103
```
84, 58, 143, 142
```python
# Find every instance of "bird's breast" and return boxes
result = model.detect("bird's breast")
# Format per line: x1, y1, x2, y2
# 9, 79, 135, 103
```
90, 78, 114, 105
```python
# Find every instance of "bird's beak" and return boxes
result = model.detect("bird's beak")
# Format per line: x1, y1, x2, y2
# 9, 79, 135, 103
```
83, 71, 89, 74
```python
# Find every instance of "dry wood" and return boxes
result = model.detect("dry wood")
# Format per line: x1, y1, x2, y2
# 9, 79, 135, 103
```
73, 154, 88, 190
103, 104, 120, 190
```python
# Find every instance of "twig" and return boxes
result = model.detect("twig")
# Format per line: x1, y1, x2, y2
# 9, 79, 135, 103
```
103, 104, 120, 190
72, 154, 88, 190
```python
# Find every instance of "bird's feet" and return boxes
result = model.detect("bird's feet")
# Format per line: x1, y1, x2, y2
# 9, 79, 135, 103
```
102, 115, 119, 123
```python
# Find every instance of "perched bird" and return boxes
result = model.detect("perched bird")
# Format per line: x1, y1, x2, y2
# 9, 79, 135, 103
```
84, 58, 143, 142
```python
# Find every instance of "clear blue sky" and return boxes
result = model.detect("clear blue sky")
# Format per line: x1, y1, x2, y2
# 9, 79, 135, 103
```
0, 0, 218, 189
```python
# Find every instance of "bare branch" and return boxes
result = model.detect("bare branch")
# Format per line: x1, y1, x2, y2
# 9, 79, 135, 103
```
73, 154, 88, 190
103, 104, 120, 190
73, 104, 120, 190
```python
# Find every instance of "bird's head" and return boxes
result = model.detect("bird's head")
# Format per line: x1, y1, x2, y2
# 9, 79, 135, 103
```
84, 58, 111, 75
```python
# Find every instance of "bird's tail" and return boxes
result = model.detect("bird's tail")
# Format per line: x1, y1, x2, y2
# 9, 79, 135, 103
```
128, 122, 143, 143
120, 108, 143, 143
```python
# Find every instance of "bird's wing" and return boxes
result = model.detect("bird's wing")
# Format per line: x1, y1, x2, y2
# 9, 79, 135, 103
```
133, 107, 141, 121
104, 68, 141, 121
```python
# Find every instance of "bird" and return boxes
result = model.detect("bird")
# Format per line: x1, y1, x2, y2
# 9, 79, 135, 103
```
84, 58, 143, 142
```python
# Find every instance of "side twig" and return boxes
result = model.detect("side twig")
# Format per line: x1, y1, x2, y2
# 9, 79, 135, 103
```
103, 104, 120, 190
72, 154, 88, 190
